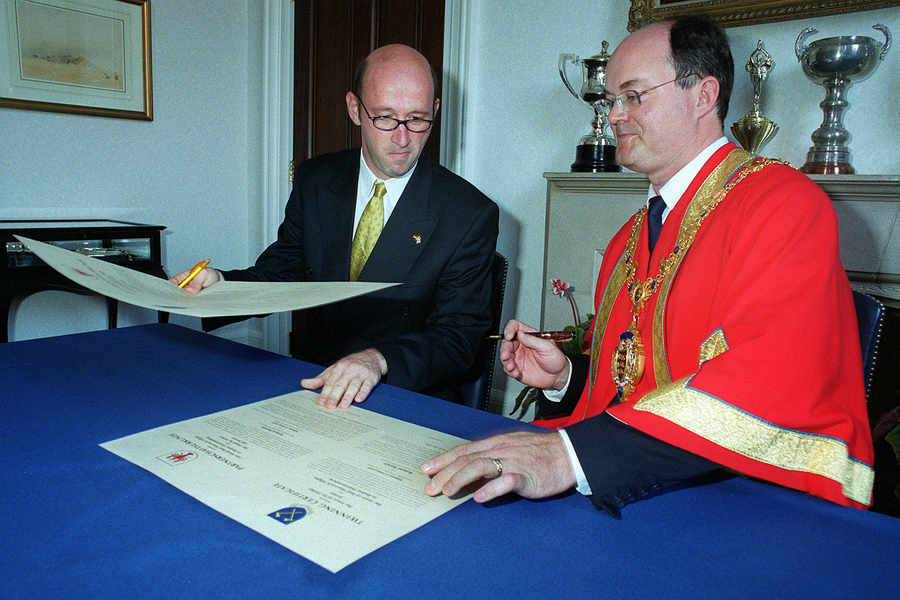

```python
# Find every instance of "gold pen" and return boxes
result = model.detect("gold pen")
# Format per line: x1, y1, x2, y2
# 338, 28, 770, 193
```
486, 330, 575, 342
178, 259, 211, 288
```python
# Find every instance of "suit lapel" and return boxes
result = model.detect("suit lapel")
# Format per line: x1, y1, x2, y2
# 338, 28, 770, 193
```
316, 154, 358, 280
360, 159, 436, 281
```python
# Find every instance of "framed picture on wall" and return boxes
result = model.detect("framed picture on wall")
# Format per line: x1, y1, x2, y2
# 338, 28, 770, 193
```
0, 0, 152, 120
628, 0, 900, 31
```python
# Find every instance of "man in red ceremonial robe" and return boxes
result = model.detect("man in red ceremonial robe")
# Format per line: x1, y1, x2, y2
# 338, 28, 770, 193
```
421, 16, 873, 515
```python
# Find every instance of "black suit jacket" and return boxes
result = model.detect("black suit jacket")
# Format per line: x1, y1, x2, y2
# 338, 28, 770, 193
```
223, 150, 499, 402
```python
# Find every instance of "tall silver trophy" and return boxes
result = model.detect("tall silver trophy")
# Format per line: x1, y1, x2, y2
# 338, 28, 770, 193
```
795, 24, 892, 174
731, 41, 778, 154
559, 41, 621, 172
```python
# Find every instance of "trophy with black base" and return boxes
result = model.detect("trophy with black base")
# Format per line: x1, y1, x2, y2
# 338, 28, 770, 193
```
559, 41, 620, 173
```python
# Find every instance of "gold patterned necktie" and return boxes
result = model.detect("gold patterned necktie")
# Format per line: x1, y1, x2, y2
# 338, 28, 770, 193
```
349, 181, 386, 281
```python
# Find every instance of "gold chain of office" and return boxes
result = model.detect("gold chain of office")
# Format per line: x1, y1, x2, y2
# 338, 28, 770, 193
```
611, 157, 787, 398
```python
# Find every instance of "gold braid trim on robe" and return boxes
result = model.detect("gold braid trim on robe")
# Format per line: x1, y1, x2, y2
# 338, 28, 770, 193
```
588, 251, 632, 388
650, 150, 774, 386
634, 378, 875, 506
698, 328, 729, 366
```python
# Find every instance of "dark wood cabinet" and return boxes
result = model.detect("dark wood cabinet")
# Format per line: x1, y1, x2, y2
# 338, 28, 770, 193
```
1, 219, 168, 342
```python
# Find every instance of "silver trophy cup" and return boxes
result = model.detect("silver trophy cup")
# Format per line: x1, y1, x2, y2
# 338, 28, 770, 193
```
559, 41, 620, 172
795, 24, 892, 174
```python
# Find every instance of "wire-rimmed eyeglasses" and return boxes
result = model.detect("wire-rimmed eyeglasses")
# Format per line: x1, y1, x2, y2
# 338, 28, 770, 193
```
601, 73, 700, 112
357, 98, 433, 133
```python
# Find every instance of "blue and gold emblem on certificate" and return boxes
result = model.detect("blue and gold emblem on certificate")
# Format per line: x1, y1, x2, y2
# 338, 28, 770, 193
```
268, 507, 307, 524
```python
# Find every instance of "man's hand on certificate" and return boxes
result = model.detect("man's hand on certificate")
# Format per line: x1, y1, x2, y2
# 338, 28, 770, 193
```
422, 431, 576, 503
169, 266, 222, 294
301, 348, 388, 409
499, 320, 571, 391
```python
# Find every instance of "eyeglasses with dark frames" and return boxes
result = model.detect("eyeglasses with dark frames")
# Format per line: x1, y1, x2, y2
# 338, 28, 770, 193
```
601, 73, 700, 112
357, 98, 434, 133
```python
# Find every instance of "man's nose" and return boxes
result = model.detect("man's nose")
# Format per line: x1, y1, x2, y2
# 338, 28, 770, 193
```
608, 101, 627, 125
392, 124, 411, 146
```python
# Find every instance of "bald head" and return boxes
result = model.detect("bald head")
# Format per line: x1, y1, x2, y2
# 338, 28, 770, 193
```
345, 44, 440, 180
353, 44, 438, 102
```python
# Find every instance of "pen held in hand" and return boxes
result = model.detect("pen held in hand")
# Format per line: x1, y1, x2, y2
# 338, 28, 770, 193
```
485, 330, 575, 342
178, 259, 211, 288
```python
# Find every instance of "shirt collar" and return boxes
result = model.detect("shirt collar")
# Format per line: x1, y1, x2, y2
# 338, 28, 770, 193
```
649, 136, 729, 215
358, 152, 417, 201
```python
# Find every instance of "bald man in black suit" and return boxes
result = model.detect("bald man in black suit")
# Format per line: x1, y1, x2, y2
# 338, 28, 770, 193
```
173, 44, 498, 408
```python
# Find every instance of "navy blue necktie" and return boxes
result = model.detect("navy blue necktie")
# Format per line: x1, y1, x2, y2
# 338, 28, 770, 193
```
647, 195, 665, 253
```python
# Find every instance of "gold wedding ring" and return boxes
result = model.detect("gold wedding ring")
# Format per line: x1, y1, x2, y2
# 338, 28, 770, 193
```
491, 457, 503, 478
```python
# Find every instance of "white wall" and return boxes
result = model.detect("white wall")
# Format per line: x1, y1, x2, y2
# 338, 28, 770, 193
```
2, 0, 264, 344
455, 1, 900, 411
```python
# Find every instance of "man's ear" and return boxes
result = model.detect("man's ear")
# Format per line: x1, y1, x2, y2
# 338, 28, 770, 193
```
694, 76, 720, 119
346, 91, 361, 126
433, 97, 440, 117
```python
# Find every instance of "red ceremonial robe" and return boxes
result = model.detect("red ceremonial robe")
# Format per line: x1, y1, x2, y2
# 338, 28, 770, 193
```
535, 143, 874, 508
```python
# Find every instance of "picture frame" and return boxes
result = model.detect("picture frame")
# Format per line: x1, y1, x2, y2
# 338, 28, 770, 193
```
0, 0, 152, 120
628, 0, 900, 32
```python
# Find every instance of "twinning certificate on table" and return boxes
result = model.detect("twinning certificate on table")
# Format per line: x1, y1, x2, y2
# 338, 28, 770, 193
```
100, 390, 469, 572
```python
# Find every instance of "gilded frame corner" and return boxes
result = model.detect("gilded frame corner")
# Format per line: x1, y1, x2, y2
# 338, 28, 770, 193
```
628, 0, 900, 32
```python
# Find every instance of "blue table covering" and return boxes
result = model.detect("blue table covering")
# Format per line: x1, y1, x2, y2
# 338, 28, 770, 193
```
2, 324, 898, 599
